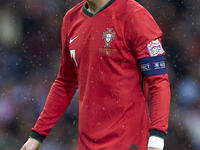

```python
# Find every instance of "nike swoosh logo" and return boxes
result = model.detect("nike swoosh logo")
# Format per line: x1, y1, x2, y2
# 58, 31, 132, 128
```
69, 36, 78, 44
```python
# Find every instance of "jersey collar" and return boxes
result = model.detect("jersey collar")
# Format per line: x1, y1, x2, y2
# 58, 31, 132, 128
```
83, 0, 116, 17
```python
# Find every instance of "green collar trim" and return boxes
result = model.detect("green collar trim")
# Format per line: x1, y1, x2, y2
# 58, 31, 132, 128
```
83, 0, 116, 17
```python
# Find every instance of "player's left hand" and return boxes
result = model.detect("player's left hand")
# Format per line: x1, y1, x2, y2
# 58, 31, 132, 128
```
148, 147, 162, 150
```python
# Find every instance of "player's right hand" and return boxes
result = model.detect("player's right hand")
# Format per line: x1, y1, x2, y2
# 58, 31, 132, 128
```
20, 138, 41, 150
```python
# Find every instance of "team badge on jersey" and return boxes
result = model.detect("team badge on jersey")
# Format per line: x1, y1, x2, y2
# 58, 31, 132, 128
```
102, 28, 116, 47
147, 39, 164, 57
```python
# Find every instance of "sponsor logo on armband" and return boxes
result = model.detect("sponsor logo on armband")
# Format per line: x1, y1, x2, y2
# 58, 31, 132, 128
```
160, 61, 165, 68
140, 63, 151, 71
154, 61, 165, 70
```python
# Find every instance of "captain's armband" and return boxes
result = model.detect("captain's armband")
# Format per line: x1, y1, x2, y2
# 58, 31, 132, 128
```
139, 55, 166, 77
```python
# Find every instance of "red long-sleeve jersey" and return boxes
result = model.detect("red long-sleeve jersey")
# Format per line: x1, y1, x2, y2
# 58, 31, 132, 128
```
31, 0, 171, 149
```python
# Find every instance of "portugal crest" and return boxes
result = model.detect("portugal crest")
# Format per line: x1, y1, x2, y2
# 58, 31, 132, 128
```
102, 28, 116, 47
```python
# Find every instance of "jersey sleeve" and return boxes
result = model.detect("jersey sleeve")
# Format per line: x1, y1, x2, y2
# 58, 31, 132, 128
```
145, 74, 170, 134
129, 7, 164, 59
30, 15, 78, 141
128, 7, 171, 138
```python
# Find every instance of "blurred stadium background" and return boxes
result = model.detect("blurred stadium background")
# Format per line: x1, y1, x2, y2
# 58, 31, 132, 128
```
0, 0, 200, 149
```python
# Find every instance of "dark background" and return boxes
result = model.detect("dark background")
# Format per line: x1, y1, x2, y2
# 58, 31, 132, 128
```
0, 0, 200, 149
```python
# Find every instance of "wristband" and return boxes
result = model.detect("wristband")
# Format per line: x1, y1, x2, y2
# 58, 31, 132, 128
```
148, 136, 164, 150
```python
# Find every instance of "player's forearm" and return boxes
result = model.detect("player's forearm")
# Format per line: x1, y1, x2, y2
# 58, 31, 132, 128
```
146, 74, 171, 133
32, 77, 78, 138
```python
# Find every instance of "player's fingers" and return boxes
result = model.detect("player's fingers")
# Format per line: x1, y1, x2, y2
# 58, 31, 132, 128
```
21, 144, 29, 150
20, 146, 25, 150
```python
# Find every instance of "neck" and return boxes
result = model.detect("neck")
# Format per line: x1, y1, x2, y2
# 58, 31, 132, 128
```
86, 0, 110, 14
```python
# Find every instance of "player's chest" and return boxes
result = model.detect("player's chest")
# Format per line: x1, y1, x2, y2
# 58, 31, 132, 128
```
68, 22, 119, 53
67, 18, 132, 67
